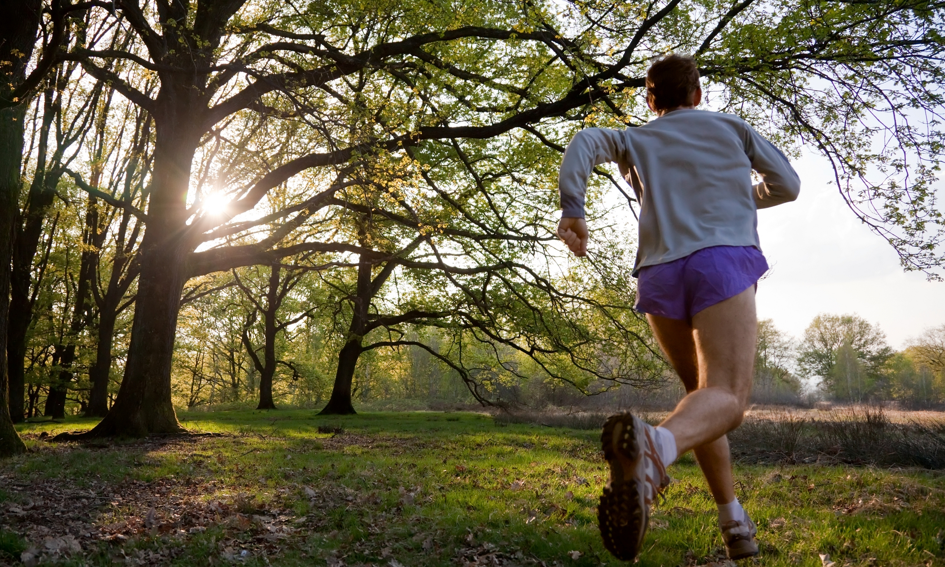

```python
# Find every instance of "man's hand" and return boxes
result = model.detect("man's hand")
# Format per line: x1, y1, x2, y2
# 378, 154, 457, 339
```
557, 217, 588, 257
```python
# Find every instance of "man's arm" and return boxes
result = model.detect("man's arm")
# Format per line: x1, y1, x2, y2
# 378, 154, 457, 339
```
558, 128, 628, 218
743, 126, 801, 209
557, 129, 626, 255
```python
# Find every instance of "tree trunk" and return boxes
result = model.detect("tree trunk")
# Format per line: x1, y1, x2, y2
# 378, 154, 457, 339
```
43, 344, 74, 418
257, 369, 276, 410
81, 232, 187, 437
256, 264, 280, 410
75, 85, 202, 438
319, 339, 362, 415
6, 332, 26, 423
0, 107, 27, 452
44, 194, 98, 418
86, 306, 117, 416
26, 384, 40, 419
256, 341, 277, 411
7, 90, 59, 423
320, 254, 372, 416
1, 0, 41, 455
87, 189, 140, 417
0, 96, 30, 458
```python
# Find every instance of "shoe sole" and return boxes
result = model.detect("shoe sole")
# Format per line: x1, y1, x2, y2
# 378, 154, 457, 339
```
726, 527, 760, 560
598, 414, 647, 562
729, 546, 760, 561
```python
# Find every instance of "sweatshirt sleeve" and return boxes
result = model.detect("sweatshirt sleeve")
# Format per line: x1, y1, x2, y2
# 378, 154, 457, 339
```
558, 128, 628, 218
743, 124, 801, 209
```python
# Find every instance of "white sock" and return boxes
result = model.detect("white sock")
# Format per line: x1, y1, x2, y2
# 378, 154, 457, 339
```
652, 426, 677, 467
718, 497, 746, 525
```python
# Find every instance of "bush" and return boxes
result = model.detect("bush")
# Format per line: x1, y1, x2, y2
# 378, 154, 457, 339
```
495, 404, 945, 469
729, 405, 945, 469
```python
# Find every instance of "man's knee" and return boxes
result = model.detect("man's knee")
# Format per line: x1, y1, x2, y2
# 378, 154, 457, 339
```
720, 389, 749, 430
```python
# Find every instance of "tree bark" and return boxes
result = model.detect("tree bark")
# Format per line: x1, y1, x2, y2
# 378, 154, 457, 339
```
319, 255, 372, 416
0, 102, 29, 456
78, 108, 201, 437
87, 241, 138, 417
0, 0, 41, 456
87, 306, 117, 416
43, 344, 74, 418
81, 230, 187, 436
256, 266, 279, 410
319, 339, 362, 415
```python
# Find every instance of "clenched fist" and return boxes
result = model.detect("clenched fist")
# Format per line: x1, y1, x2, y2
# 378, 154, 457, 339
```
557, 217, 588, 257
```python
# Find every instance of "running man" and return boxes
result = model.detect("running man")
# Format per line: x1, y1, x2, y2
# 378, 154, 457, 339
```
556, 54, 800, 561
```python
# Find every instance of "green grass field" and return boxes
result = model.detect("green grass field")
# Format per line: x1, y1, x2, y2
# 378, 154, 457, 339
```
2, 410, 944, 566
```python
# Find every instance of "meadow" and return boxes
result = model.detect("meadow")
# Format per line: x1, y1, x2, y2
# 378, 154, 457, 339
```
1, 410, 944, 567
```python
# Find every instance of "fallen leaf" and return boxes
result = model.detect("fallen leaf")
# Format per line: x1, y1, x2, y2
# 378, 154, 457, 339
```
568, 550, 582, 560
820, 553, 836, 567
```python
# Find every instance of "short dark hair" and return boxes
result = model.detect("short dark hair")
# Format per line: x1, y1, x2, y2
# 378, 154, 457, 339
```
646, 54, 700, 113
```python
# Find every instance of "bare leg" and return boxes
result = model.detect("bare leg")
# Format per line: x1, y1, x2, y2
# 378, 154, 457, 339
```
646, 313, 735, 504
657, 287, 757, 454
596, 287, 758, 562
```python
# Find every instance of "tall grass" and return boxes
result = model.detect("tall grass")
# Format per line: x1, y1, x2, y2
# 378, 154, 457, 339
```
732, 406, 945, 468
496, 405, 945, 469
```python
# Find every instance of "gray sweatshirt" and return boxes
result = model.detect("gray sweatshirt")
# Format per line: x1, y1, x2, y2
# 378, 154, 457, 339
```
558, 109, 800, 274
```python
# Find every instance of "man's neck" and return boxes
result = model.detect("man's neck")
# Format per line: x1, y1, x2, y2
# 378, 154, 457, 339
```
657, 105, 695, 117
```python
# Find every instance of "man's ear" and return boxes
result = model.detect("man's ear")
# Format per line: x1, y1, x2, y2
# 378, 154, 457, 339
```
692, 86, 703, 107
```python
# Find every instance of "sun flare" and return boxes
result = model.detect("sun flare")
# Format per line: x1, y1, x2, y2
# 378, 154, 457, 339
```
200, 190, 230, 215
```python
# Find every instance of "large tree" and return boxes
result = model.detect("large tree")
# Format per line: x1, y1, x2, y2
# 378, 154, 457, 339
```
311, 149, 662, 415
1, 0, 67, 456
233, 262, 318, 410
797, 313, 893, 400
907, 324, 945, 374
44, 0, 945, 436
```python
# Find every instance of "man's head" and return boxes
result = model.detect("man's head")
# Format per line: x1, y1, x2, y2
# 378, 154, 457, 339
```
646, 54, 701, 115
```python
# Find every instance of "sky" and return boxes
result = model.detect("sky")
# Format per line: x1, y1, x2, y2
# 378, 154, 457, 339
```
755, 152, 945, 350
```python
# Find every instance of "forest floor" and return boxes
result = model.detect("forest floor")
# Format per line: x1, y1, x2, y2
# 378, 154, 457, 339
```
2, 410, 944, 567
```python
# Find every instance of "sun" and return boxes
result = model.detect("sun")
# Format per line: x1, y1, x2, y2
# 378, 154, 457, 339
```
200, 190, 230, 216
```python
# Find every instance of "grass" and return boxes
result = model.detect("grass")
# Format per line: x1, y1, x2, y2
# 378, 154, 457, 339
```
495, 405, 945, 469
1, 410, 943, 566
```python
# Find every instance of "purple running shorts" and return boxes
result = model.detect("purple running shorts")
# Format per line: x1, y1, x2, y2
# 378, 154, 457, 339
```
635, 245, 769, 321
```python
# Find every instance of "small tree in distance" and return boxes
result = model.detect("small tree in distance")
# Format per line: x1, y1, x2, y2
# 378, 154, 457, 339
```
797, 313, 893, 401
753, 319, 801, 404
